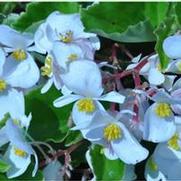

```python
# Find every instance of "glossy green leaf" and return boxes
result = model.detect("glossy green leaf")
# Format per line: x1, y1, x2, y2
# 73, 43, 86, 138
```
144, 2, 169, 27
64, 130, 83, 147
13, 2, 80, 31
89, 145, 125, 180
0, 159, 10, 173
25, 86, 73, 142
154, 3, 177, 69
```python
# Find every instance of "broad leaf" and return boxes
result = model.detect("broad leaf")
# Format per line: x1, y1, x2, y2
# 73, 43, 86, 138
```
25, 86, 73, 142
13, 2, 80, 31
154, 3, 177, 69
89, 145, 125, 180
0, 159, 10, 173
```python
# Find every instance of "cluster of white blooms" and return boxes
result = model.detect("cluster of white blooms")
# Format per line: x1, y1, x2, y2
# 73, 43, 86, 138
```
1, 10, 181, 180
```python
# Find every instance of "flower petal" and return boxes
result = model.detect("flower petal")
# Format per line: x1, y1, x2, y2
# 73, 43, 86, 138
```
5, 53, 40, 89
148, 68, 165, 85
41, 78, 53, 94
98, 91, 125, 104
163, 35, 181, 59
53, 94, 82, 108
111, 122, 149, 164
143, 103, 176, 142
61, 60, 103, 97
0, 89, 24, 120
0, 48, 5, 76
52, 42, 84, 71
0, 25, 33, 49
4, 145, 31, 179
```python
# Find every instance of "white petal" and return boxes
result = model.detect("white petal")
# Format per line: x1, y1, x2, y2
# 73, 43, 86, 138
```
5, 120, 33, 154
162, 75, 176, 91
154, 143, 181, 180
72, 101, 106, 129
0, 25, 33, 49
53, 94, 82, 108
52, 42, 84, 71
32, 151, 38, 177
43, 160, 63, 181
34, 23, 53, 54
143, 103, 176, 142
5, 145, 31, 179
0, 127, 9, 147
132, 54, 142, 63
145, 156, 166, 181
103, 147, 118, 160
5, 53, 40, 89
0, 89, 24, 120
41, 78, 53, 94
111, 122, 149, 164
98, 91, 125, 104
0, 48, 5, 76
148, 68, 165, 85
61, 85, 72, 95
61, 60, 103, 97
163, 35, 181, 59
172, 77, 181, 91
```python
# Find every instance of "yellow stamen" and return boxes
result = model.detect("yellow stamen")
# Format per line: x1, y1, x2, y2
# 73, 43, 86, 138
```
59, 31, 73, 43
77, 98, 95, 113
68, 54, 78, 61
41, 56, 52, 77
148, 157, 158, 171
14, 148, 27, 157
104, 123, 122, 141
0, 79, 6, 92
155, 103, 172, 118
168, 133, 180, 151
11, 49, 27, 61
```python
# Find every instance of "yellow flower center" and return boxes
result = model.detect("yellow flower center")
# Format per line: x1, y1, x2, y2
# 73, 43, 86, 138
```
11, 49, 27, 61
168, 133, 180, 151
59, 31, 73, 43
68, 54, 78, 61
104, 123, 122, 141
177, 62, 181, 72
77, 98, 95, 113
0, 79, 6, 92
148, 157, 158, 171
155, 103, 172, 118
41, 56, 52, 77
14, 148, 27, 157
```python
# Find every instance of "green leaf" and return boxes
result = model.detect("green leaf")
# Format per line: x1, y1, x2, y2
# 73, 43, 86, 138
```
25, 86, 73, 142
13, 2, 80, 31
81, 2, 173, 43
0, 159, 10, 173
81, 2, 155, 43
0, 163, 44, 180
154, 3, 177, 69
89, 145, 125, 180
144, 2, 169, 27
2, 13, 19, 27
64, 130, 83, 147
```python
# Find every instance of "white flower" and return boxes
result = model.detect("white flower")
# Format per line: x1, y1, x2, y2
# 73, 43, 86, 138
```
0, 119, 38, 178
83, 111, 148, 164
54, 60, 125, 137
43, 160, 63, 181
127, 54, 165, 85
143, 89, 181, 142
163, 35, 181, 74
0, 26, 40, 89
145, 139, 181, 181
0, 88, 31, 129
34, 11, 100, 59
